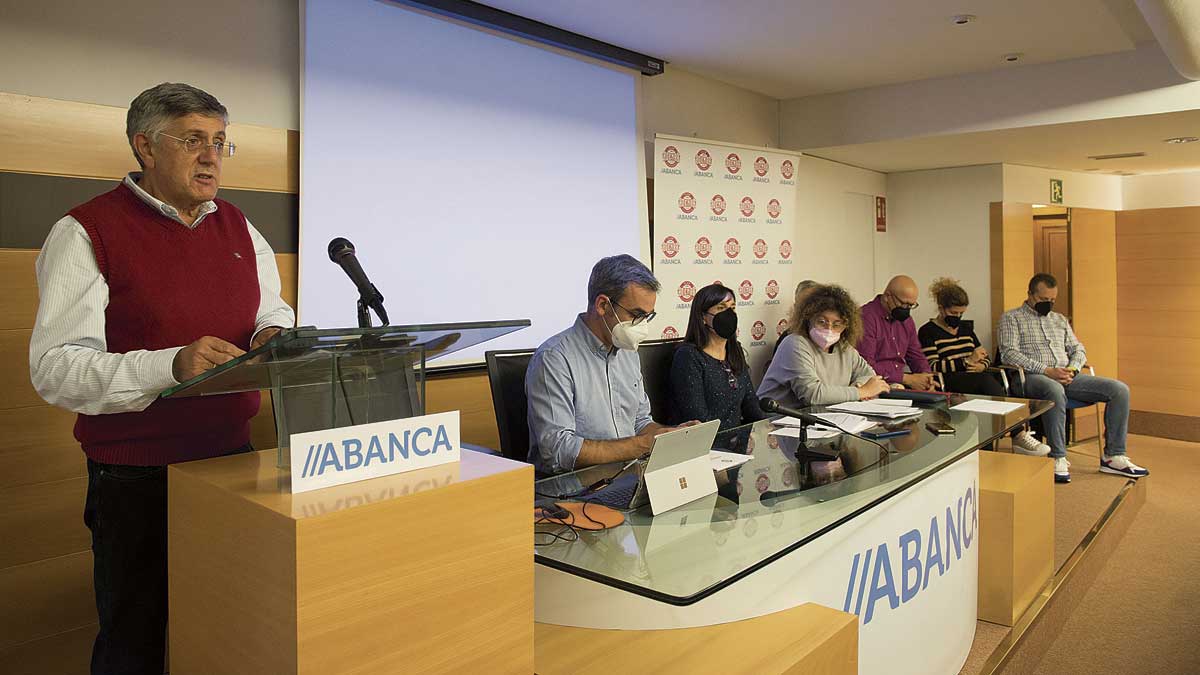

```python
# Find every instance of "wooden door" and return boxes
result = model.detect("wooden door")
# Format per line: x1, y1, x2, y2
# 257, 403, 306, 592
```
1034, 218, 1072, 320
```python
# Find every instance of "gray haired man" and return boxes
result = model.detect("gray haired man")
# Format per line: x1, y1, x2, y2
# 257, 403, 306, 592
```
30, 82, 293, 674
526, 254, 694, 474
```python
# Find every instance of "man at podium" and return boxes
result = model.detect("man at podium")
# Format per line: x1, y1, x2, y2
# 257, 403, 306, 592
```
28, 83, 295, 675
526, 255, 692, 475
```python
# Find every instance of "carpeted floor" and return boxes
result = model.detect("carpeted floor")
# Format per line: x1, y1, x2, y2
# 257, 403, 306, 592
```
959, 441, 1131, 675
1029, 436, 1200, 675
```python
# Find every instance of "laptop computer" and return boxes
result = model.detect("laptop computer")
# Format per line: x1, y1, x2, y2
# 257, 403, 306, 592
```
585, 419, 722, 514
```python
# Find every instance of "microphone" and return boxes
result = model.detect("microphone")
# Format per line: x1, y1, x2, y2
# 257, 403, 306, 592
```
758, 398, 825, 427
759, 397, 890, 456
327, 237, 388, 326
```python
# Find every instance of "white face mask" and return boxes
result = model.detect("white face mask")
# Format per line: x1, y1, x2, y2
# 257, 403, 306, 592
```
604, 305, 652, 351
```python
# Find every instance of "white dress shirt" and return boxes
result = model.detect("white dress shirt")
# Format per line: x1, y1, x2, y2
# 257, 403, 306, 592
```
29, 174, 296, 415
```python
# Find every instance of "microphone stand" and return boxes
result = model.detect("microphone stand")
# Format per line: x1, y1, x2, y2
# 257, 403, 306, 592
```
357, 297, 372, 329
759, 398, 892, 461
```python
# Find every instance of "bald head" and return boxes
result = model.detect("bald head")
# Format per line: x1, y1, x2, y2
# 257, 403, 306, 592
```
885, 276, 919, 306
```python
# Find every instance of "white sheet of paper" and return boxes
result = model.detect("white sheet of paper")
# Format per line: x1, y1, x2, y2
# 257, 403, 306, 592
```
812, 412, 875, 433
770, 424, 843, 439
950, 399, 1025, 415
709, 450, 753, 471
772, 416, 807, 427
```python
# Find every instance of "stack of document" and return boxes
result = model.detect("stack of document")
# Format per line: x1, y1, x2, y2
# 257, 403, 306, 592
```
950, 399, 1025, 415
769, 412, 874, 438
826, 399, 923, 419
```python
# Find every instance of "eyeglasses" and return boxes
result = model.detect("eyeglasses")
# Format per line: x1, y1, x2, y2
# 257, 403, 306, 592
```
158, 133, 236, 158
887, 292, 919, 310
611, 299, 656, 326
813, 318, 847, 330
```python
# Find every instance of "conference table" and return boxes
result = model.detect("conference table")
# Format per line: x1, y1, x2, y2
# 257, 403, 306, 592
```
533, 395, 1052, 675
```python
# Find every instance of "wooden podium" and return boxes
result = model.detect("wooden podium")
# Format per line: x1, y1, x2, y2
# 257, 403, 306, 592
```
167, 448, 533, 674
977, 451, 1055, 626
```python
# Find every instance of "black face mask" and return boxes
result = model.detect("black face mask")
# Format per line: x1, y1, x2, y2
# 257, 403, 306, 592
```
1033, 301, 1053, 317
889, 305, 911, 322
944, 315, 963, 328
710, 308, 738, 340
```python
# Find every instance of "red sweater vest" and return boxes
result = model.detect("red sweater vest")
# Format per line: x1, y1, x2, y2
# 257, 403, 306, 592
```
68, 182, 262, 465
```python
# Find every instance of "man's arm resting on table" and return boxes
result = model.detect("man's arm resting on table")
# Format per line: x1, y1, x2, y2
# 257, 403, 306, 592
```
575, 422, 679, 468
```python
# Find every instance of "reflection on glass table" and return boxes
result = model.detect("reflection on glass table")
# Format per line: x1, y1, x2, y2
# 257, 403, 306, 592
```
533, 395, 1052, 604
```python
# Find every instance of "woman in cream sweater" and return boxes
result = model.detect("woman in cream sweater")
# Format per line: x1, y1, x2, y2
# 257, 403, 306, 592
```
758, 284, 890, 408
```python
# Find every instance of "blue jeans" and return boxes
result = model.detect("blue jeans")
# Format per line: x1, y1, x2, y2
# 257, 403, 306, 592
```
1022, 374, 1130, 458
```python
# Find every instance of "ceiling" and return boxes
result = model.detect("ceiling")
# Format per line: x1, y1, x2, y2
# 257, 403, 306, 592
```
483, 0, 1155, 99
803, 108, 1200, 174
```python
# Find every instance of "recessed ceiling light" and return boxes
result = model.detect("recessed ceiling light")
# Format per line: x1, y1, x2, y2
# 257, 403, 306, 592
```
1032, 204, 1048, 208
1002, 53, 1024, 63
1164, 136, 1199, 144
951, 14, 977, 25
1088, 152, 1146, 160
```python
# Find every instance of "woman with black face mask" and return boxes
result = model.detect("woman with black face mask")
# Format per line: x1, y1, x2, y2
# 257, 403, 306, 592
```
668, 284, 766, 430
918, 278, 1009, 400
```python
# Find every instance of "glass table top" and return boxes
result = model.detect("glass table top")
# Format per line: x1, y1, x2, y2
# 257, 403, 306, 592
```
533, 395, 1052, 605
161, 320, 529, 398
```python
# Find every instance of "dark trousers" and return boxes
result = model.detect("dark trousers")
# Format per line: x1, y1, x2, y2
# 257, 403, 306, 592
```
942, 371, 1008, 398
84, 445, 250, 675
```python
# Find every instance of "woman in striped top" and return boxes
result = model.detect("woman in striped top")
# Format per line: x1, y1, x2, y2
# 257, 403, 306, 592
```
917, 278, 1007, 398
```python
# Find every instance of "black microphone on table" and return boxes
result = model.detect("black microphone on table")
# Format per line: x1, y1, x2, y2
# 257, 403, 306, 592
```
758, 397, 891, 457
327, 237, 389, 327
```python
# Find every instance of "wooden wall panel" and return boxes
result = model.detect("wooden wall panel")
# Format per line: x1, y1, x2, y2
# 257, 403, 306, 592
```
1117, 309, 1200, 336
0, 551, 96, 651
0, 477, 89, 569
0, 249, 39, 330
0, 405, 84, 489
0, 329, 43, 409
425, 371, 500, 451
989, 202, 1035, 336
1070, 208, 1118, 381
0, 92, 298, 193
1114, 233, 1200, 259
1116, 207, 1200, 426
0, 623, 96, 675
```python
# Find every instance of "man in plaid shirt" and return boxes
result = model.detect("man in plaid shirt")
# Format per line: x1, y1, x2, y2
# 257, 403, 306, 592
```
999, 273, 1149, 484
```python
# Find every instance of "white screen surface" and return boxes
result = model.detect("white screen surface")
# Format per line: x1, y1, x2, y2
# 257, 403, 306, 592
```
301, 0, 643, 365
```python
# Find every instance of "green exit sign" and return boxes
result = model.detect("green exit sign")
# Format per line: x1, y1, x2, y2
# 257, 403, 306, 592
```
1050, 178, 1063, 204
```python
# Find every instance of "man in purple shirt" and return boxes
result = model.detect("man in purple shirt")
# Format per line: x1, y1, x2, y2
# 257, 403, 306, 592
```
857, 276, 938, 391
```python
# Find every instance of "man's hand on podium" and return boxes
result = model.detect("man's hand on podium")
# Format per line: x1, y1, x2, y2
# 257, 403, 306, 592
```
251, 327, 283, 351
173, 336, 246, 382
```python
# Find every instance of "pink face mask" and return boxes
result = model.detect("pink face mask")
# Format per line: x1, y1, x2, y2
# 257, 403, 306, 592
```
809, 326, 842, 350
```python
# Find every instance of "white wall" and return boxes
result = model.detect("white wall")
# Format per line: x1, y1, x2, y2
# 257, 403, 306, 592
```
641, 66, 780, 172
1002, 164, 1123, 210
1122, 171, 1200, 209
0, 0, 300, 129
792, 157, 888, 305
883, 165, 1005, 349
780, 44, 1200, 149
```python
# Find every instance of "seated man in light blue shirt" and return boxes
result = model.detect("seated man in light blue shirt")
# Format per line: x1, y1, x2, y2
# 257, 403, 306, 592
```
526, 254, 691, 475
999, 273, 1148, 484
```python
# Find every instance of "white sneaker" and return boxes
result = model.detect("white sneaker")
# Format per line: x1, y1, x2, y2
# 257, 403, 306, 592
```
1054, 457, 1071, 484
1013, 430, 1051, 457
1100, 455, 1149, 478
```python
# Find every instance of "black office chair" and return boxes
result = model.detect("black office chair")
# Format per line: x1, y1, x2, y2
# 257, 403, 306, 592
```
637, 338, 682, 424
483, 349, 535, 463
